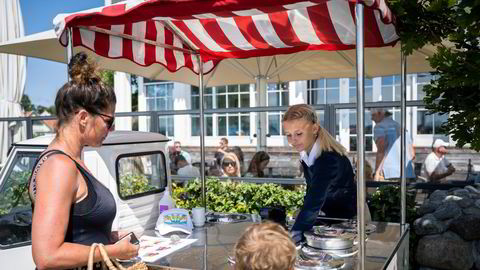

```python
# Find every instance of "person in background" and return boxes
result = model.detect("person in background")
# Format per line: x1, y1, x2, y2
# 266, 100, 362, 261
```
218, 137, 229, 153
221, 152, 242, 177
230, 146, 245, 175
207, 155, 224, 177
28, 52, 138, 270
422, 139, 456, 183
244, 151, 270, 178
352, 156, 374, 181
176, 155, 201, 178
234, 222, 296, 270
212, 137, 230, 175
173, 141, 192, 164
370, 108, 416, 181
282, 104, 356, 243
170, 141, 191, 175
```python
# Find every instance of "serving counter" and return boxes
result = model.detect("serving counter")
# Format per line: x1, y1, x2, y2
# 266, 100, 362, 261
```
143, 217, 409, 270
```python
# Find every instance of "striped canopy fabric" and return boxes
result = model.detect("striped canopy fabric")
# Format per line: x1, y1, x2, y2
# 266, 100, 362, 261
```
54, 0, 398, 75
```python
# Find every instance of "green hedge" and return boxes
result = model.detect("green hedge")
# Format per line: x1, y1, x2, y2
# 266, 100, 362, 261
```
172, 178, 305, 216
0, 171, 31, 215
119, 173, 158, 197
367, 185, 417, 223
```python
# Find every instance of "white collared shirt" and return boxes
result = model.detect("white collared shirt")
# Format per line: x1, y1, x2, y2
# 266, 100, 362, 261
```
300, 140, 320, 167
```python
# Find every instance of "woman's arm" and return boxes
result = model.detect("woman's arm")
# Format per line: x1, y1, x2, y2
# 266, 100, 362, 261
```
374, 137, 386, 180
291, 154, 340, 232
31, 155, 138, 270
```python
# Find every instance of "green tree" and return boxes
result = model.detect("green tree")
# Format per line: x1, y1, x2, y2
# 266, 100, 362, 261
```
99, 69, 114, 88
20, 94, 35, 112
390, 0, 480, 150
131, 75, 138, 112
36, 105, 55, 115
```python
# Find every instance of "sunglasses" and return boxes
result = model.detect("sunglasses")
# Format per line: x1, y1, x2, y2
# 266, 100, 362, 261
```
93, 111, 115, 129
222, 161, 236, 167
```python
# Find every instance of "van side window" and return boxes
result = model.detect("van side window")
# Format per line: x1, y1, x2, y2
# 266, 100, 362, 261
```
116, 152, 167, 199
0, 152, 39, 248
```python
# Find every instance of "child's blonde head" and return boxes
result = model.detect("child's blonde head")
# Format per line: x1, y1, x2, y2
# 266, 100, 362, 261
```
234, 222, 296, 270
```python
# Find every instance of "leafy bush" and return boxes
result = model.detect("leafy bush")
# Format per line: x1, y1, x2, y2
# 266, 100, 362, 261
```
367, 185, 417, 223
0, 171, 32, 215
119, 173, 157, 197
172, 177, 305, 216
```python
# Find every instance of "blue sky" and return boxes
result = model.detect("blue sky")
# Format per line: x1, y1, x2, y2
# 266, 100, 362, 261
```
20, 0, 104, 106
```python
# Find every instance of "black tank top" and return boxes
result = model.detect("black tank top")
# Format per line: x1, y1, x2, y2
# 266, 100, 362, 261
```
29, 149, 116, 245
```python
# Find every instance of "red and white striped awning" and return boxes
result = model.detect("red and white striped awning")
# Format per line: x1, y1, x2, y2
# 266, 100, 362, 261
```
53, 0, 398, 75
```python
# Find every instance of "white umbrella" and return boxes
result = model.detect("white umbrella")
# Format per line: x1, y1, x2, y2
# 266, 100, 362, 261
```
0, 0, 26, 165
0, 29, 437, 87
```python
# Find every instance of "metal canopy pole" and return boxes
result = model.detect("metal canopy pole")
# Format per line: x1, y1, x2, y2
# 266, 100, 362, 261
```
255, 75, 268, 151
197, 55, 207, 209
355, 3, 366, 270
400, 47, 407, 228
66, 28, 73, 80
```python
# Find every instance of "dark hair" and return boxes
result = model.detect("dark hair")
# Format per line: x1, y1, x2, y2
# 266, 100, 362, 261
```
175, 154, 187, 166
246, 151, 270, 177
55, 52, 116, 130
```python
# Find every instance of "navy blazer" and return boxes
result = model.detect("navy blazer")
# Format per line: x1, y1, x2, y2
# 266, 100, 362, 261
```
292, 151, 357, 232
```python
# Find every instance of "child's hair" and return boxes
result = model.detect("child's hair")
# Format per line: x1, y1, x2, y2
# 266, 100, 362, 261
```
234, 222, 296, 270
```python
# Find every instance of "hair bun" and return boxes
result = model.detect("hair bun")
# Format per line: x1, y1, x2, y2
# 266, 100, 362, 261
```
68, 52, 99, 85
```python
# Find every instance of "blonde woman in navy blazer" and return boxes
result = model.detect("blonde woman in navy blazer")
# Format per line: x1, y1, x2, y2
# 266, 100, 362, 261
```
283, 104, 356, 243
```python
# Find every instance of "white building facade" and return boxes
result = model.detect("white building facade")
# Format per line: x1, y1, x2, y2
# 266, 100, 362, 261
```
134, 73, 448, 152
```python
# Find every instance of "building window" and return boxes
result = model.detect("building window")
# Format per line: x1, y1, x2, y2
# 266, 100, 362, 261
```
381, 75, 401, 102
190, 84, 250, 137
416, 73, 434, 101
417, 108, 449, 140
379, 75, 402, 124
145, 82, 174, 137
267, 83, 289, 136
191, 86, 213, 136
348, 110, 374, 152
349, 78, 373, 103
217, 84, 250, 136
415, 74, 448, 139
307, 79, 340, 105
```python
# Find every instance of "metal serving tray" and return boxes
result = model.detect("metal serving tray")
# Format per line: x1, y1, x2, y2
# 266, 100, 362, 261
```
304, 231, 354, 250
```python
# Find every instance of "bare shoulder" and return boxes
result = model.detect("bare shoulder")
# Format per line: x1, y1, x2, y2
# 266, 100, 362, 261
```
36, 153, 79, 189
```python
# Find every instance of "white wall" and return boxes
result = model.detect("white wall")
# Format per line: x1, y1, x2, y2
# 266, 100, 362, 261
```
114, 72, 132, 130
135, 74, 447, 149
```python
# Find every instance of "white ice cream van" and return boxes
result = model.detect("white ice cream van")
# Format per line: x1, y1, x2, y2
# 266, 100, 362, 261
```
0, 131, 172, 269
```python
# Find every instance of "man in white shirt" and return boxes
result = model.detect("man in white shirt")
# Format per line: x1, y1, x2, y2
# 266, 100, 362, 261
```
422, 139, 456, 183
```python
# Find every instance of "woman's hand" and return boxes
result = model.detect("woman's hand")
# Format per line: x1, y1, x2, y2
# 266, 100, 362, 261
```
110, 231, 129, 242
112, 235, 140, 260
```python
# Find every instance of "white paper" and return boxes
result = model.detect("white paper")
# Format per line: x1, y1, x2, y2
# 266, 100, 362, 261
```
138, 235, 198, 263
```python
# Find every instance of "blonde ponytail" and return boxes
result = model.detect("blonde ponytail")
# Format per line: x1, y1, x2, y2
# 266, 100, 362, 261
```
316, 126, 347, 156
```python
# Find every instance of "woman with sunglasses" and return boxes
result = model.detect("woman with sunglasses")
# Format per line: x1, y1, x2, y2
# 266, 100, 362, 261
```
221, 152, 242, 177
282, 104, 356, 243
28, 52, 138, 270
